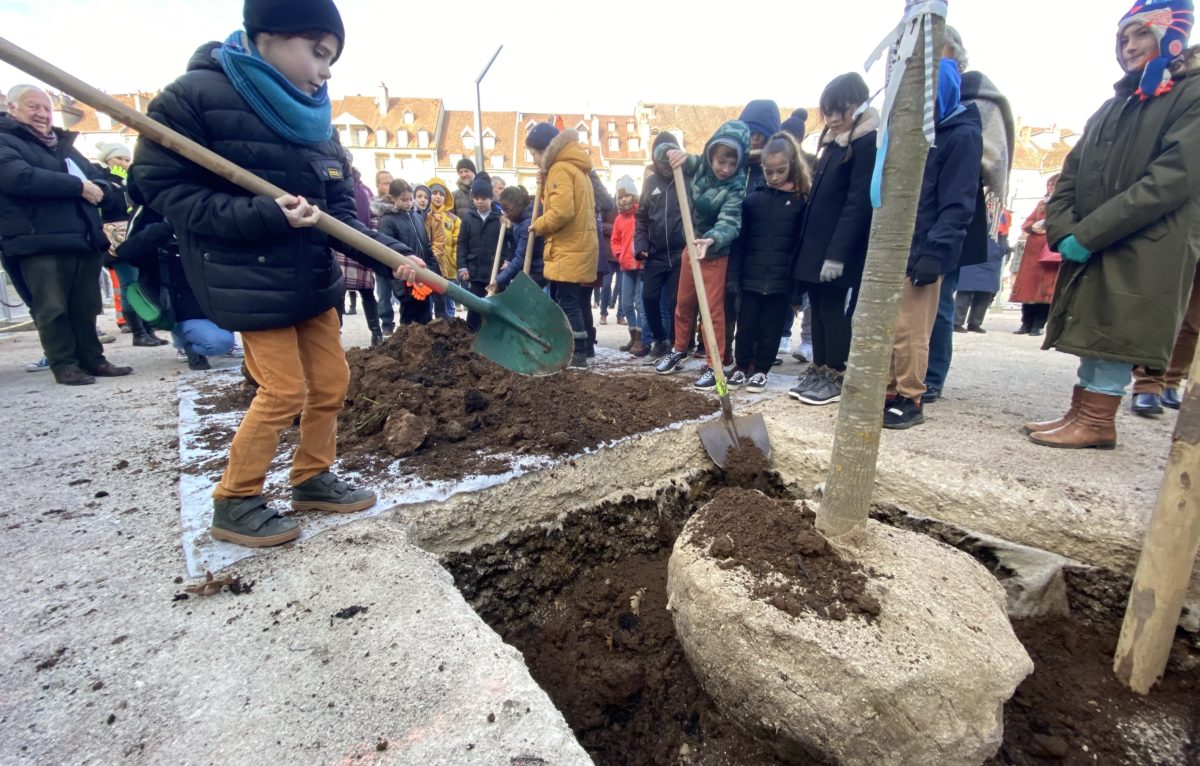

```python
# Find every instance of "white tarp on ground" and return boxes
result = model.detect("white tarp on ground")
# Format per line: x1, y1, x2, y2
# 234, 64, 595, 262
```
176, 348, 727, 576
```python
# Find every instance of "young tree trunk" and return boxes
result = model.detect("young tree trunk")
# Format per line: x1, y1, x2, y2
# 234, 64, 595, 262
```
1113, 350, 1200, 694
817, 17, 944, 538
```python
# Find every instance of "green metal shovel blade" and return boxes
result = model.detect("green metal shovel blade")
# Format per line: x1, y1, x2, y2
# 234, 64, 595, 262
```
446, 272, 573, 376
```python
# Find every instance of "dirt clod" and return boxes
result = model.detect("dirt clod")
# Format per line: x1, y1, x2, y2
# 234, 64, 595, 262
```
692, 488, 881, 621
722, 442, 770, 488
35, 648, 66, 671
333, 605, 367, 620
375, 738, 388, 752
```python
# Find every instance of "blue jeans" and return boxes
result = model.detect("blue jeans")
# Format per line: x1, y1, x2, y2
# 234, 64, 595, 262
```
1078, 357, 1133, 396
375, 273, 396, 329
619, 270, 643, 328
924, 267, 960, 392
598, 269, 618, 317
172, 319, 235, 356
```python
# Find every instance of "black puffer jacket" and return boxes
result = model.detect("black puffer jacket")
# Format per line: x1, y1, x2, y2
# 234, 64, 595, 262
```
793, 130, 877, 287
732, 186, 805, 295
633, 171, 686, 275
456, 207, 509, 283
131, 42, 409, 332
0, 114, 112, 258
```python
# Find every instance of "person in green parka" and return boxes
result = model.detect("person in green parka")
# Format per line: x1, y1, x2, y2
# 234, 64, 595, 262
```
1026, 0, 1200, 450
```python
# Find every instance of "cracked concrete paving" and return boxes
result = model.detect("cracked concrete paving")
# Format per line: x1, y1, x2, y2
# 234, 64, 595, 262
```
0, 305, 1189, 765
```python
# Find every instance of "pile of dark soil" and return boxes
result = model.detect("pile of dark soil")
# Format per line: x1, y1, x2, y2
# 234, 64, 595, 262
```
691, 488, 881, 621
989, 617, 1199, 765
338, 319, 716, 480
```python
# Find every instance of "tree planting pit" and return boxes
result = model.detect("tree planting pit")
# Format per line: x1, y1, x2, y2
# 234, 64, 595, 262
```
443, 472, 1199, 765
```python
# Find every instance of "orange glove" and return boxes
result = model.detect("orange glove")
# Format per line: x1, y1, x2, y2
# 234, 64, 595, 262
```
408, 282, 432, 301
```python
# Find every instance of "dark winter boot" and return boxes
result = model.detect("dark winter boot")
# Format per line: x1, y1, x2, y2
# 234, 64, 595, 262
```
620, 328, 639, 352
586, 326, 597, 358
1023, 385, 1083, 435
291, 471, 377, 513
53, 364, 96, 386
1029, 390, 1119, 450
210, 496, 300, 548
86, 360, 133, 377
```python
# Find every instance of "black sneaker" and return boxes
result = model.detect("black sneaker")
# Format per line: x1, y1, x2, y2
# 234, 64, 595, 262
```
291, 471, 377, 513
797, 370, 842, 405
186, 351, 211, 371
921, 387, 942, 405
693, 367, 716, 389
1131, 392, 1163, 417
746, 372, 769, 393
1162, 388, 1181, 410
788, 366, 824, 401
953, 326, 967, 334
370, 332, 383, 347
883, 398, 925, 430
727, 370, 747, 387
655, 350, 688, 375
570, 352, 588, 369
381, 325, 395, 337
967, 325, 986, 334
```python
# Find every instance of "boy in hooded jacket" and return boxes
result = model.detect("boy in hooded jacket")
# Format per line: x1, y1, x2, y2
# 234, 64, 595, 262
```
426, 178, 459, 317
1026, 0, 1200, 449
132, 0, 421, 548
653, 120, 751, 389
635, 133, 688, 361
379, 178, 440, 325
882, 58, 983, 430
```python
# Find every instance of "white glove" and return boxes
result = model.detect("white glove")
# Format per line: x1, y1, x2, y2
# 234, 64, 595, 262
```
819, 260, 844, 283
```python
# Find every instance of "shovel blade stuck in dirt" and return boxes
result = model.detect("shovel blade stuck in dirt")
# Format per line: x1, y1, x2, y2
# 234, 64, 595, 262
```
458, 272, 574, 376
698, 412, 771, 469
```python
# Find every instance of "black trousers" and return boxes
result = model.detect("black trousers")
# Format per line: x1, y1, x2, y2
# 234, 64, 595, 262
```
464, 281, 489, 331
337, 288, 381, 335
1021, 303, 1050, 330
20, 252, 105, 372
804, 281, 853, 371
734, 291, 792, 374
551, 281, 589, 353
724, 287, 739, 363
955, 291, 994, 329
642, 266, 680, 346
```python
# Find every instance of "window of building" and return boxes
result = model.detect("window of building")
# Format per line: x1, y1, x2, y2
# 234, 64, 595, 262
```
608, 136, 620, 152
628, 137, 641, 152
462, 130, 475, 151
626, 120, 635, 133
376, 128, 387, 146
417, 130, 430, 148
578, 130, 588, 144
490, 155, 504, 170
403, 109, 414, 123
607, 120, 616, 132
397, 129, 409, 147
483, 131, 496, 151
525, 149, 533, 163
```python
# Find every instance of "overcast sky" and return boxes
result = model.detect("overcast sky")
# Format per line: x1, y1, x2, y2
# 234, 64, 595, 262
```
2, 1, 1136, 130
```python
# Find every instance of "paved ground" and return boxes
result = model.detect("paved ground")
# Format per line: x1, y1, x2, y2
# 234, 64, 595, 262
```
0, 303, 1188, 764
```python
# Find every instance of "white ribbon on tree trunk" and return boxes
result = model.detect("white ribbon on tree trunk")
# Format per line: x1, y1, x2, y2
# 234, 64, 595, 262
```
866, 0, 949, 208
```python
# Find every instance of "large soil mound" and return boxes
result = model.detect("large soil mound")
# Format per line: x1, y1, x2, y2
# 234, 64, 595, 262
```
338, 319, 716, 480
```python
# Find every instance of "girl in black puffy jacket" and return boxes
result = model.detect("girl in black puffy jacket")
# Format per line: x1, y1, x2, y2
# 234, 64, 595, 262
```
729, 133, 811, 394
131, 0, 419, 548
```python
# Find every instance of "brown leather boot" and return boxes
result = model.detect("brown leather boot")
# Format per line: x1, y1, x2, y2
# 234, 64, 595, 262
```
1029, 390, 1119, 449
1023, 385, 1084, 435
620, 328, 639, 352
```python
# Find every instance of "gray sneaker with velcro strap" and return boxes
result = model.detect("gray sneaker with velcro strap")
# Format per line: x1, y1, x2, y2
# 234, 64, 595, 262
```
210, 496, 300, 548
291, 471, 377, 513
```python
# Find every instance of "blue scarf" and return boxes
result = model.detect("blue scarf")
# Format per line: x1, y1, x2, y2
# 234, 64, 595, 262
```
216, 31, 333, 145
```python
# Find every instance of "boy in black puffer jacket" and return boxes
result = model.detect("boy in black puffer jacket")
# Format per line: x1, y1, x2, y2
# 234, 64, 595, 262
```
456, 175, 509, 331
379, 178, 441, 325
132, 0, 420, 548
634, 132, 687, 360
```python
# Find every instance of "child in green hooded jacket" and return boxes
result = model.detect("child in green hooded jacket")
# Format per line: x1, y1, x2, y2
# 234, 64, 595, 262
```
652, 120, 750, 389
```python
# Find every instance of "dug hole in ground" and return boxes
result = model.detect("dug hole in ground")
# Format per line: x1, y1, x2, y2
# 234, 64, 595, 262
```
0, 309, 1196, 765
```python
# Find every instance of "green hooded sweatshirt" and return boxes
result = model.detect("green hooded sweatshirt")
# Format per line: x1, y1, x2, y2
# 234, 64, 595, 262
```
652, 119, 750, 257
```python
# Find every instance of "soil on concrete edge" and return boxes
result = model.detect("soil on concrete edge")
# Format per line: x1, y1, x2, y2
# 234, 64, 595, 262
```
692, 488, 881, 621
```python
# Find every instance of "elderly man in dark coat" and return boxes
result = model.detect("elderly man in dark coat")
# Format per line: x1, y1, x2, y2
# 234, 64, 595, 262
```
0, 84, 131, 385
1025, 2, 1200, 449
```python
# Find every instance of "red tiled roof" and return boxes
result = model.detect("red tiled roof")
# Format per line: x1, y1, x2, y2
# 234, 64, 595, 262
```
437, 110, 520, 170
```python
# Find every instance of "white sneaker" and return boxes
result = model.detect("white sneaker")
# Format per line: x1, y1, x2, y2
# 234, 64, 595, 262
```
25, 357, 49, 372
176, 348, 188, 362
747, 372, 769, 393
226, 343, 244, 358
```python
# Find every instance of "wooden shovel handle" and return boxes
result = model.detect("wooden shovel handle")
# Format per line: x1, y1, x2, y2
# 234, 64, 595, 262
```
0, 36, 450, 293
671, 166, 738, 429
487, 219, 510, 293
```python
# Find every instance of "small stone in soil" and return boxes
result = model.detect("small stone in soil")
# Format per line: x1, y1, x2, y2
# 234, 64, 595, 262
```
333, 605, 368, 620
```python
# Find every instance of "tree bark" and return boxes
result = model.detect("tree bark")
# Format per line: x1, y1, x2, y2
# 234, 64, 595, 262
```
817, 16, 944, 538
1113, 350, 1200, 694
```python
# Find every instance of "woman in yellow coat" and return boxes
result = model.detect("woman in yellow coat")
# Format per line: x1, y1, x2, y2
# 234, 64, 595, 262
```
427, 177, 461, 317
527, 122, 598, 368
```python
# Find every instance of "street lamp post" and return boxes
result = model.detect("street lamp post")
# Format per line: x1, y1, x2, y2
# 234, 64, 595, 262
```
474, 46, 503, 173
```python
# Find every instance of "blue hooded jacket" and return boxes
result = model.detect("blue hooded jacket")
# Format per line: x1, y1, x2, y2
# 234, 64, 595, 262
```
908, 60, 983, 275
